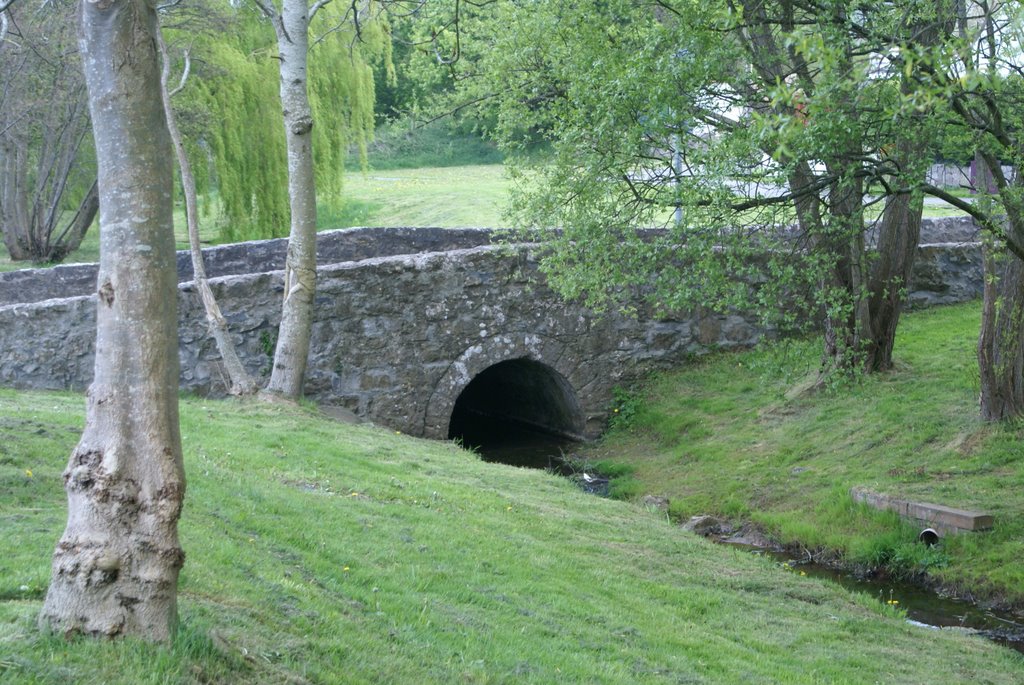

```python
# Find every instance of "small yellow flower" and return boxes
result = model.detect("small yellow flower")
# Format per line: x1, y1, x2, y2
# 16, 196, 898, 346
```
343, 566, 350, 572
613, 408, 619, 413
506, 506, 513, 511
24, 469, 33, 478
887, 599, 899, 605
799, 571, 806, 576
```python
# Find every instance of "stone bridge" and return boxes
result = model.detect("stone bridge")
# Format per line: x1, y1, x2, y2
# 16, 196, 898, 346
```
0, 222, 983, 441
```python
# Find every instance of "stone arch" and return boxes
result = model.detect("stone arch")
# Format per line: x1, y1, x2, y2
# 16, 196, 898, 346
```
422, 333, 587, 440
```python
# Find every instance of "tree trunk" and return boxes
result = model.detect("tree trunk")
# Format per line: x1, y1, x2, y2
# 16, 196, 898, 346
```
1, 139, 31, 260
975, 150, 1024, 420
45, 179, 98, 263
820, 169, 869, 371
39, 0, 185, 642
863, 116, 929, 372
978, 247, 1024, 420
263, 0, 318, 400
158, 29, 257, 396
864, 188, 923, 371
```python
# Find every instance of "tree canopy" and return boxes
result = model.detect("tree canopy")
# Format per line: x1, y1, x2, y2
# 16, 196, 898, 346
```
428, 0, 957, 375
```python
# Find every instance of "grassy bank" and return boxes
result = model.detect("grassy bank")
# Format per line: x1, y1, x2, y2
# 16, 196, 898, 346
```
2, 388, 1022, 683
331, 165, 509, 229
585, 301, 1024, 607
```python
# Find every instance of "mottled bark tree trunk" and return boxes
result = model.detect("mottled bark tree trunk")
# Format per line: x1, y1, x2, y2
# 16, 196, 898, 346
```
978, 248, 1024, 420
39, 0, 185, 642
976, 154, 1024, 420
263, 0, 319, 400
865, 189, 923, 371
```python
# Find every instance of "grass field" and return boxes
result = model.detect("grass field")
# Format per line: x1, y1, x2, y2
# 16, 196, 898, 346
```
583, 301, 1024, 607
329, 165, 510, 229
2, 162, 974, 273
2, 386, 1023, 683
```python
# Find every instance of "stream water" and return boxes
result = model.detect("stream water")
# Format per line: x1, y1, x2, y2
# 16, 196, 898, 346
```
463, 427, 1024, 654
453, 414, 580, 471
722, 541, 1024, 654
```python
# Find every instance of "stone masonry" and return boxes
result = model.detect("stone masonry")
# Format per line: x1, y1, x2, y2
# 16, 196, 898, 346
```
0, 221, 985, 439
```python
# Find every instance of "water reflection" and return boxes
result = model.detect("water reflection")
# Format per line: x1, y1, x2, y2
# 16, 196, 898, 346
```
726, 542, 1024, 654
453, 412, 577, 470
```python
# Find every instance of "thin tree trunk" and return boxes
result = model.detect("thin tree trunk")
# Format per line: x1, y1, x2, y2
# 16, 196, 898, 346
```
1, 139, 30, 260
157, 29, 257, 396
39, 0, 185, 642
45, 179, 98, 263
263, 0, 318, 400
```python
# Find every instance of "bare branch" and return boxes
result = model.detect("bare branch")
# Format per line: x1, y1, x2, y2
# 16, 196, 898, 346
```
156, 0, 185, 12
167, 48, 191, 97
250, 0, 278, 20
308, 0, 333, 21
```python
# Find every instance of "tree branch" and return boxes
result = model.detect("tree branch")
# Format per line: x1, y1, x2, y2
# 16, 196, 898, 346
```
920, 184, 1024, 260
308, 0, 333, 21
168, 47, 191, 97
250, 0, 278, 21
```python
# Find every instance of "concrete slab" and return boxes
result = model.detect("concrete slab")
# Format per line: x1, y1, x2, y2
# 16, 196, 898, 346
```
850, 487, 993, 535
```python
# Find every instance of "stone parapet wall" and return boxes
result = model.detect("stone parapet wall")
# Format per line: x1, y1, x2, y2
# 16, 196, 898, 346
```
0, 221, 986, 438
0, 244, 762, 438
2, 217, 982, 307
0, 226, 494, 307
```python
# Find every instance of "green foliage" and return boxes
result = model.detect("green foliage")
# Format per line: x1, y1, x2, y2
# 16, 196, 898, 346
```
4, 387, 1022, 682
164, 4, 389, 242
187, 34, 289, 242
354, 121, 503, 171
608, 386, 643, 431
425, 0, 974, 375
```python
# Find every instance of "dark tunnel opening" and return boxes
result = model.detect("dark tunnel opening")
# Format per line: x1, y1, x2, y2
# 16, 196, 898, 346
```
447, 358, 585, 469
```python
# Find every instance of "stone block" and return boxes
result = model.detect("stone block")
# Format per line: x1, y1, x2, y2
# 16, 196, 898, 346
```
850, 487, 993, 534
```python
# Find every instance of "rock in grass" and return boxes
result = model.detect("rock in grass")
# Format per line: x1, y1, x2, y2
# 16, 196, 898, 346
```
682, 514, 729, 537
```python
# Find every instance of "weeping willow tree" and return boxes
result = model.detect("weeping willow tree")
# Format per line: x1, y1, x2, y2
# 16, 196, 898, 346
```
169, 5, 388, 242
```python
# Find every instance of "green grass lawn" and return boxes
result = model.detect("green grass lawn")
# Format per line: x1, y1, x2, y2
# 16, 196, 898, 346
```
2, 387, 1022, 683
584, 301, 1024, 607
329, 165, 510, 229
